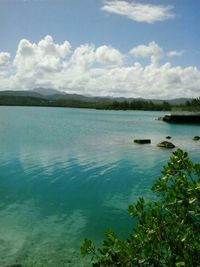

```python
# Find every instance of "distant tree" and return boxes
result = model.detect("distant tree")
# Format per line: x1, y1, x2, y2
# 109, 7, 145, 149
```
162, 101, 171, 111
81, 149, 200, 267
112, 101, 120, 110
191, 97, 200, 107
182, 97, 200, 111
186, 100, 191, 107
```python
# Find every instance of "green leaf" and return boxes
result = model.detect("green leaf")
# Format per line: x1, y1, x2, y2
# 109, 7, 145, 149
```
176, 261, 186, 266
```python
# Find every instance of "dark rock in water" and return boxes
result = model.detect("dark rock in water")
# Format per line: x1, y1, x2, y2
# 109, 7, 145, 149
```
166, 136, 171, 139
157, 116, 163, 121
193, 136, 200, 141
157, 141, 175, 149
162, 114, 200, 124
134, 139, 151, 144
5, 264, 23, 267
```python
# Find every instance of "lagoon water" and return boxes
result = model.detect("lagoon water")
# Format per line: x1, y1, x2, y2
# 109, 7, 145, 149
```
0, 106, 199, 266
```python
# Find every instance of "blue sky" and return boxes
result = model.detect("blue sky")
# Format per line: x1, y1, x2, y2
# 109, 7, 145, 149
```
0, 0, 199, 98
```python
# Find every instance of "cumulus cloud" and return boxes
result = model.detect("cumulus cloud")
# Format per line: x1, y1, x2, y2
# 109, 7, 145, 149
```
130, 41, 163, 65
102, 0, 175, 24
11, 35, 71, 88
0, 52, 11, 67
14, 35, 71, 74
96, 45, 123, 65
0, 36, 200, 99
167, 50, 185, 58
0, 52, 11, 79
69, 44, 96, 72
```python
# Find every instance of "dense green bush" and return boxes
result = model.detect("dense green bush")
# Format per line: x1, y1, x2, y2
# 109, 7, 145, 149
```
81, 149, 200, 266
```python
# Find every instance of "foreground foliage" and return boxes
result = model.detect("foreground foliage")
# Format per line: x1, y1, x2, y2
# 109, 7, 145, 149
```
81, 149, 200, 266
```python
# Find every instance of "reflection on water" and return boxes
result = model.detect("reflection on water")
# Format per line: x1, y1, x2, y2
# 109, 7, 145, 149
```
0, 107, 199, 265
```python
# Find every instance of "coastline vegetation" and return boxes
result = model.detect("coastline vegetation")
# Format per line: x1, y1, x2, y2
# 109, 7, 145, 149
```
0, 95, 199, 112
81, 149, 200, 267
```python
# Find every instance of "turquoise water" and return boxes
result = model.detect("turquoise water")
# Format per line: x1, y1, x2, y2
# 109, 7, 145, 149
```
0, 106, 199, 266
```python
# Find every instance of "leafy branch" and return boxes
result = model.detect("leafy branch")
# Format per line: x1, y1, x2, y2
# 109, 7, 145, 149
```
81, 149, 200, 267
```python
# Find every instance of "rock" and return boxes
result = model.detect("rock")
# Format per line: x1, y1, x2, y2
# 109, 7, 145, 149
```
157, 141, 175, 149
162, 114, 200, 124
157, 116, 163, 120
166, 136, 171, 139
193, 136, 200, 141
134, 139, 151, 144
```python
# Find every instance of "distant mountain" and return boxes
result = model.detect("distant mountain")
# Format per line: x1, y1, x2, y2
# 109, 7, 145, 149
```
32, 87, 66, 96
0, 89, 193, 104
0, 90, 45, 98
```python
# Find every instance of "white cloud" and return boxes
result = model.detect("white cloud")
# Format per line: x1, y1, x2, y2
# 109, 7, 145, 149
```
96, 45, 123, 65
14, 35, 71, 74
69, 44, 96, 72
38, 35, 71, 58
0, 52, 11, 79
0, 52, 11, 67
167, 50, 185, 57
11, 35, 71, 89
102, 0, 175, 24
0, 36, 200, 99
130, 41, 163, 65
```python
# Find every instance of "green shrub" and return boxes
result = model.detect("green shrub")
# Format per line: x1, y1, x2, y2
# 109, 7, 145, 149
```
81, 149, 200, 267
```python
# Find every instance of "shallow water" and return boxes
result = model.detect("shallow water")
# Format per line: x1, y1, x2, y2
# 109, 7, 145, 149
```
0, 107, 199, 266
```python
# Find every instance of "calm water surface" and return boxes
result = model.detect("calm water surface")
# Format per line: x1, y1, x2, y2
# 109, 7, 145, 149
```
0, 107, 199, 266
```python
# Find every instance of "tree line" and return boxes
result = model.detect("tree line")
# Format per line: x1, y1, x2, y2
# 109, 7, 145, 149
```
103, 100, 171, 111
0, 95, 199, 111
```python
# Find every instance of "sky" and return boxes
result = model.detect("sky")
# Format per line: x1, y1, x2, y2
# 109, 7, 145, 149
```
0, 0, 200, 99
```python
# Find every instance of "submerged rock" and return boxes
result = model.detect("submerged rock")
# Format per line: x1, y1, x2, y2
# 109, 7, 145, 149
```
157, 141, 175, 149
134, 139, 151, 144
166, 136, 171, 139
193, 136, 200, 141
